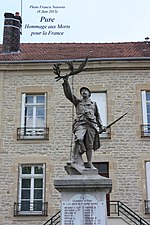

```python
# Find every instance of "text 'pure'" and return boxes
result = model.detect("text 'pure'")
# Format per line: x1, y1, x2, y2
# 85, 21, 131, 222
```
40, 16, 55, 22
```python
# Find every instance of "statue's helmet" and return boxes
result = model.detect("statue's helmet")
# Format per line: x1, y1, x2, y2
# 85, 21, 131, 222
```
80, 86, 91, 97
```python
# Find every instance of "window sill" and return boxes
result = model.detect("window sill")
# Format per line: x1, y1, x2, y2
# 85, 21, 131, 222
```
14, 212, 47, 217
17, 127, 49, 140
14, 202, 48, 217
17, 136, 49, 141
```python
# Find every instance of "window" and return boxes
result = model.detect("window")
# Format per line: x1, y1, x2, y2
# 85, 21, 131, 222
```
14, 164, 47, 216
145, 162, 150, 213
91, 92, 110, 138
93, 162, 109, 177
17, 93, 49, 140
141, 91, 150, 137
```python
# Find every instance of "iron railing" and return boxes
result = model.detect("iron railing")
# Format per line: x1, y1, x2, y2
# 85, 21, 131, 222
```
141, 125, 150, 138
43, 211, 60, 225
17, 127, 49, 140
14, 202, 48, 216
109, 201, 149, 225
43, 201, 150, 225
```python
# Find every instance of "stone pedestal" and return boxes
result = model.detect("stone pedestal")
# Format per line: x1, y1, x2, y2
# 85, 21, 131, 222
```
54, 175, 112, 225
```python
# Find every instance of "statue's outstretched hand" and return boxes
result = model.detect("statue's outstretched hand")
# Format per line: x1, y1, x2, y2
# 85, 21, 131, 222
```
99, 126, 107, 134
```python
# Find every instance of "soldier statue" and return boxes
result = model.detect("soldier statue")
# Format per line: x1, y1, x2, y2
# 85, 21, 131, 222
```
54, 59, 126, 172
62, 76, 104, 168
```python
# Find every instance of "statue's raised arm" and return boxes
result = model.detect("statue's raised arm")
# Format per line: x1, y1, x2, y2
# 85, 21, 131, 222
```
62, 76, 79, 106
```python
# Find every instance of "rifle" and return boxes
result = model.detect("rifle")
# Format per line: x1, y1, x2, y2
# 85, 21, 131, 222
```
99, 113, 127, 134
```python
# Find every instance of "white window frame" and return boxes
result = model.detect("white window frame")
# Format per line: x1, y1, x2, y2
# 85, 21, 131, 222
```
20, 93, 47, 139
141, 91, 150, 136
146, 162, 150, 212
18, 164, 45, 215
146, 162, 150, 200
142, 91, 148, 124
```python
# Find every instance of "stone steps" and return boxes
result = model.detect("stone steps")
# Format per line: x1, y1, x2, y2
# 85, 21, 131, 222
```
108, 216, 130, 225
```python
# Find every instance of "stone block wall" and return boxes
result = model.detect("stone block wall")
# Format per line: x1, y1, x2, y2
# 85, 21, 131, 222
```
0, 60, 150, 224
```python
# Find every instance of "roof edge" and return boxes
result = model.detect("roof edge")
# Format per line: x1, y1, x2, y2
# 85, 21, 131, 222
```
1, 57, 150, 64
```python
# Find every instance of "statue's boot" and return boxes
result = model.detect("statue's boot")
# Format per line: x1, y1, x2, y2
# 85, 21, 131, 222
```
86, 148, 95, 168
72, 142, 84, 167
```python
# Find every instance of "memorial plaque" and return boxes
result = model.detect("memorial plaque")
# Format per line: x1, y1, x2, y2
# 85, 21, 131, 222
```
61, 193, 106, 225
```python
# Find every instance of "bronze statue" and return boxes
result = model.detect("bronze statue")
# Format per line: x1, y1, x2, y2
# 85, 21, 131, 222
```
53, 59, 127, 172
62, 76, 104, 169
54, 59, 105, 170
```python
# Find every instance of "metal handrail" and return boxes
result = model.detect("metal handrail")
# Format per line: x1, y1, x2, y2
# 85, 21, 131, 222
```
43, 211, 60, 225
109, 201, 150, 225
43, 201, 150, 225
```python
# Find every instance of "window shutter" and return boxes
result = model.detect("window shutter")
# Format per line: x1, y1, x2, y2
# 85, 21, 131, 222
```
146, 162, 150, 200
44, 93, 47, 127
21, 93, 26, 127
18, 164, 22, 204
42, 164, 45, 202
141, 91, 147, 124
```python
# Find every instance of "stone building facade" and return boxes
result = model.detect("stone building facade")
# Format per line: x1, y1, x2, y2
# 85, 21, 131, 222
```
1, 12, 150, 225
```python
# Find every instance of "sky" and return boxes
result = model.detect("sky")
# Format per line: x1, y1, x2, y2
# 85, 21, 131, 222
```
0, 0, 150, 43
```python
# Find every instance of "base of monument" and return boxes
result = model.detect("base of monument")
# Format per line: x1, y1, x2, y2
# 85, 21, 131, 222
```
65, 161, 98, 175
54, 174, 112, 225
